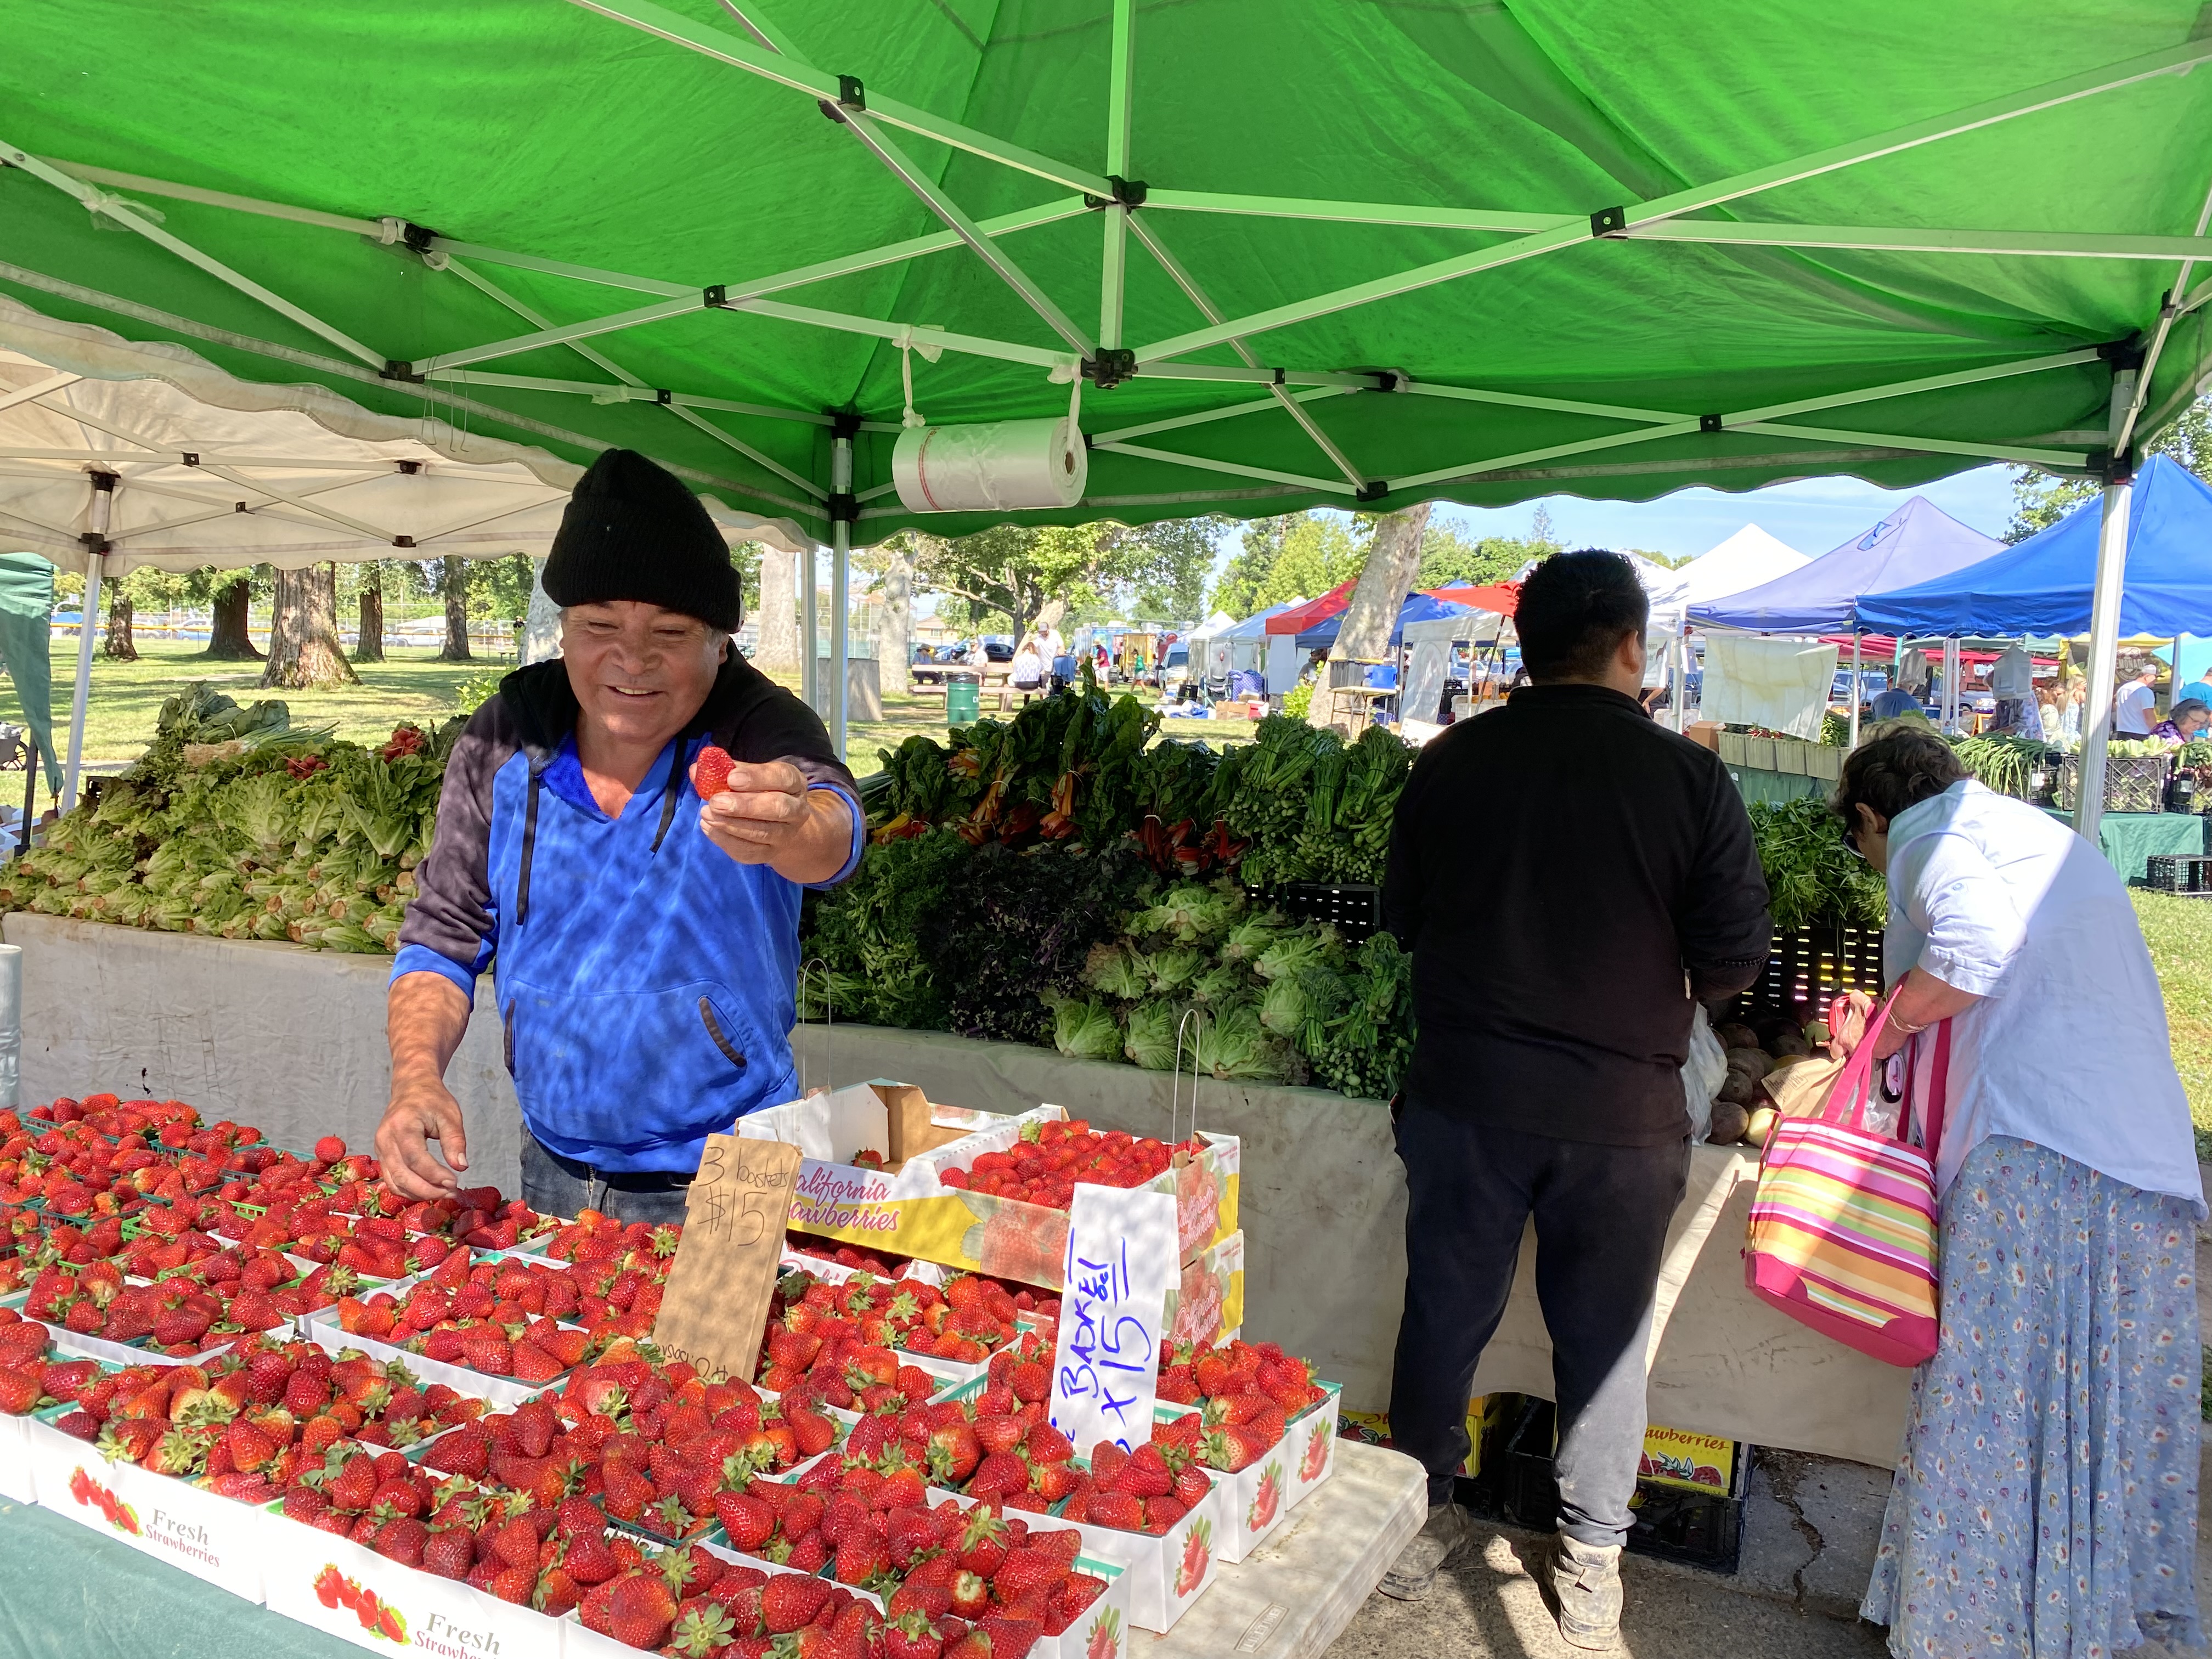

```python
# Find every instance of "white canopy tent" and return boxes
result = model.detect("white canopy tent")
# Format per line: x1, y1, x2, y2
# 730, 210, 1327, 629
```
1400, 605, 1509, 737
1647, 525, 1811, 612
0, 303, 811, 806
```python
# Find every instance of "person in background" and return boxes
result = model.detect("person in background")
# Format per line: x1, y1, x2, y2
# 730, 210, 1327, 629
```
1376, 551, 1769, 1646
2059, 679, 2085, 743
2176, 673, 2212, 709
2152, 697, 2208, 743
1869, 685, 1925, 721
964, 638, 989, 670
1829, 725, 2202, 1657
2035, 693, 2059, 742
1009, 636, 1045, 693
1987, 641, 2034, 733
2114, 661, 2160, 735
1037, 620, 1065, 667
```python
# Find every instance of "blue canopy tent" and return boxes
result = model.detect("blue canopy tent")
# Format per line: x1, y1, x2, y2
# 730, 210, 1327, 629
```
1855, 455, 2212, 637
1295, 593, 1472, 652
1689, 495, 2003, 634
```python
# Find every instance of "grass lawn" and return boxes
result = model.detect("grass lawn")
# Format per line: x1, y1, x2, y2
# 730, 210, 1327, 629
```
21, 640, 1261, 779
2130, 890, 2212, 1163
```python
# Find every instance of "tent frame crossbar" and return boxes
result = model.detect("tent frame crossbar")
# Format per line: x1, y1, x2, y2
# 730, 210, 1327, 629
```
1132, 38, 2212, 364
1, 142, 387, 369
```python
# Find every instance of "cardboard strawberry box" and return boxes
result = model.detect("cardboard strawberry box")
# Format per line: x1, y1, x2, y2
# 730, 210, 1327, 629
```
1048, 1464, 1227, 1632
916, 1485, 1138, 1659
0, 1406, 33, 1503
1164, 1231, 1245, 1355
263, 1506, 561, 1656
757, 1087, 1240, 1288
27, 1407, 279, 1600
1176, 1382, 1342, 1564
288, 1318, 557, 1409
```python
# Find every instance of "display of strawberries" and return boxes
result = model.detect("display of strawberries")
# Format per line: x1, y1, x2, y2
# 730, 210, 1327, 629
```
1155, 1337, 1323, 1471
934, 1117, 1186, 1210
1060, 1429, 1214, 1534
0, 1305, 52, 1412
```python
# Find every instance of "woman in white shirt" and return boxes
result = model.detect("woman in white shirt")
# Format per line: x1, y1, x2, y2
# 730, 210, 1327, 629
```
1831, 726, 2202, 1657
1009, 639, 1044, 691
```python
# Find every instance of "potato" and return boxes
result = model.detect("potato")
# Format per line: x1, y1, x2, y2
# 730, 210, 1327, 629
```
1745, 1107, 1778, 1147
1723, 1046, 1773, 1080
1716, 1070, 1758, 1107
1715, 1023, 1760, 1052
1707, 1101, 1751, 1144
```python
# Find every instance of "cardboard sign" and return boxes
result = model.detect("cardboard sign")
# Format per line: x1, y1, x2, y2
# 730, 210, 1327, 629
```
651, 1135, 803, 1383
1048, 1183, 1178, 1455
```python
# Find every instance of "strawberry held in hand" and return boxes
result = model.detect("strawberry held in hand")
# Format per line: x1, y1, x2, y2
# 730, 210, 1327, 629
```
691, 744, 736, 800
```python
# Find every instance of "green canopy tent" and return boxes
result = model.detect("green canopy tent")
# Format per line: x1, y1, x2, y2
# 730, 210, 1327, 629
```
3, 1, 2210, 780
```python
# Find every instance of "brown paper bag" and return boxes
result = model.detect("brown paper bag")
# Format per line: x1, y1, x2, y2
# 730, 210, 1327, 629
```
1763, 1054, 1844, 1118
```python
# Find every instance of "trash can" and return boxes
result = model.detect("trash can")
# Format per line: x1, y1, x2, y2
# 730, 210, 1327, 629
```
947, 673, 980, 725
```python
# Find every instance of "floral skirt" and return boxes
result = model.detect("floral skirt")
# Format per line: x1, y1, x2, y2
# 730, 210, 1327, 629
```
1862, 1136, 2202, 1659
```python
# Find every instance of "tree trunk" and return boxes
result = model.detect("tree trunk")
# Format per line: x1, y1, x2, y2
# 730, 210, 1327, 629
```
1034, 595, 1069, 638
262, 563, 358, 690
439, 559, 471, 662
1320, 504, 1431, 729
881, 543, 915, 695
101, 577, 137, 661
205, 575, 262, 660
521, 557, 561, 664
754, 544, 799, 670
354, 563, 385, 663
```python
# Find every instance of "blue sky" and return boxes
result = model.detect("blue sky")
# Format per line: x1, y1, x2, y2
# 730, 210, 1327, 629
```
1427, 462, 2020, 563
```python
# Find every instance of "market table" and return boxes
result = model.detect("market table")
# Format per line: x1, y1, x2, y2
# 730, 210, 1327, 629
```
0, 913, 1914, 1462
0, 1446, 1426, 1659
2040, 806, 2207, 881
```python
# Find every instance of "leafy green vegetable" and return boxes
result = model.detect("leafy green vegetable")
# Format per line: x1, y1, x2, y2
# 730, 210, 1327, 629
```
1748, 798, 1887, 932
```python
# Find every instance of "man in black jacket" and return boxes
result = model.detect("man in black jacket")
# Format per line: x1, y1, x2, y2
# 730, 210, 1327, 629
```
1375, 551, 1769, 1646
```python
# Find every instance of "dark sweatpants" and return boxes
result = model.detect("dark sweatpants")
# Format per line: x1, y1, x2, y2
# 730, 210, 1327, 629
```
1387, 1106, 1691, 1548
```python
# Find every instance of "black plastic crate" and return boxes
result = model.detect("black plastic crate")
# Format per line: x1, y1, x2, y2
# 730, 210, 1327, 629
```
1244, 881, 1384, 942
2146, 854, 2212, 896
1466, 1397, 1750, 1573
2052, 752, 2170, 814
1754, 921, 1887, 1012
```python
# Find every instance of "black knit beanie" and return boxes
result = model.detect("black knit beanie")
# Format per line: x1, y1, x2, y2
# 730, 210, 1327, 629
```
544, 448, 743, 631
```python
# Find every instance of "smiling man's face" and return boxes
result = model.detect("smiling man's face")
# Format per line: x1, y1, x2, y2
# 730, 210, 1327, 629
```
561, 600, 725, 755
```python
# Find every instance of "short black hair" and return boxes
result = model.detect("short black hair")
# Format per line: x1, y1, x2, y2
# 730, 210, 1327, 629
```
1515, 550, 1649, 681
1833, 723, 1966, 830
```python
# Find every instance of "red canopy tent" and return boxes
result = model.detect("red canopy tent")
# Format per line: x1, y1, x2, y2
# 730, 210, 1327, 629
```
1262, 579, 1519, 634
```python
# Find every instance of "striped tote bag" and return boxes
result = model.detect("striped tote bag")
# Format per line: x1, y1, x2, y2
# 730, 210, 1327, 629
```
1743, 994, 1948, 1367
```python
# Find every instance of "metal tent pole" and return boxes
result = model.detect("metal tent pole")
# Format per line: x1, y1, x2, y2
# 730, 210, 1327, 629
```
830, 428, 853, 760
1848, 631, 1863, 748
2076, 470, 2134, 845
61, 470, 116, 813
800, 539, 819, 715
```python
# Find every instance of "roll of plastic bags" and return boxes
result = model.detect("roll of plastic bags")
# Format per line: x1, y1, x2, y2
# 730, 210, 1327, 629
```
892, 417, 1086, 512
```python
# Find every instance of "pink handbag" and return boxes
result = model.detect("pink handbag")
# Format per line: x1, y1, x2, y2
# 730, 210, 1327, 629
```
1743, 992, 1950, 1367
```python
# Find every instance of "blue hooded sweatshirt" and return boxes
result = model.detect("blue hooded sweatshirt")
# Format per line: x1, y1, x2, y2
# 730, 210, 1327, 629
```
391, 657, 861, 1173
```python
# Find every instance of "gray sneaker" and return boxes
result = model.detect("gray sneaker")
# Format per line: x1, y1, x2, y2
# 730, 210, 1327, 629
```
1378, 1499, 1472, 1600
1547, 1531, 1624, 1649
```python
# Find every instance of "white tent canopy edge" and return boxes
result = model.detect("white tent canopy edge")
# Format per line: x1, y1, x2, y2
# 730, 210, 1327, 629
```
0, 303, 813, 808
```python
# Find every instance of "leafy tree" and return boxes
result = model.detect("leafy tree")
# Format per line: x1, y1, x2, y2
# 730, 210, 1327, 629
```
2007, 394, 2212, 541
1208, 513, 1367, 616
916, 518, 1227, 638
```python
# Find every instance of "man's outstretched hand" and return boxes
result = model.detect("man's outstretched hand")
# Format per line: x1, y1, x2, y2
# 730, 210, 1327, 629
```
692, 753, 853, 885
376, 1075, 470, 1201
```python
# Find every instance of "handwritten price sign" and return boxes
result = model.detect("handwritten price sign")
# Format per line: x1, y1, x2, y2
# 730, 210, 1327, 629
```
650, 1135, 803, 1383
1047, 1183, 1178, 1454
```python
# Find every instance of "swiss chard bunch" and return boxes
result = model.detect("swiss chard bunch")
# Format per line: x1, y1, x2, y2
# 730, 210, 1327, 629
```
1748, 798, 1886, 932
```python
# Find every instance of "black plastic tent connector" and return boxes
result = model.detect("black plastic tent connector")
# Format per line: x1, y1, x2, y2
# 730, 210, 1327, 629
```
827, 493, 860, 523
703, 285, 730, 308
1085, 348, 1137, 388
830, 410, 864, 441
1084, 175, 1149, 210
837, 75, 866, 111
2091, 447, 2135, 486
392, 535, 417, 549
2098, 338, 2147, 371
396, 460, 422, 475
1699, 413, 1725, 434
380, 359, 424, 383
1356, 480, 1390, 503
1590, 206, 1627, 238
180, 452, 200, 468
400, 221, 439, 255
